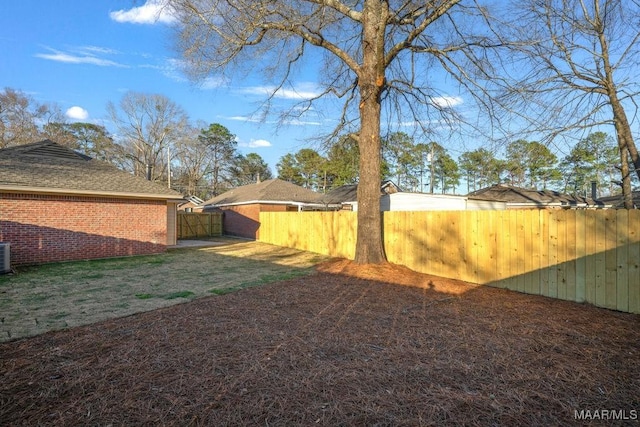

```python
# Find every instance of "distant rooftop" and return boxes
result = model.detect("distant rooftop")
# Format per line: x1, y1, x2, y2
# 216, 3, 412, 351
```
203, 178, 324, 206
321, 180, 400, 204
468, 183, 604, 207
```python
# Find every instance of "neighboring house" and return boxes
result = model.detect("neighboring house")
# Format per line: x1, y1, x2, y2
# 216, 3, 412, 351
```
202, 178, 336, 239
467, 184, 608, 209
178, 195, 205, 212
0, 140, 184, 266
323, 181, 504, 211
597, 191, 640, 209
380, 192, 506, 211
322, 180, 400, 211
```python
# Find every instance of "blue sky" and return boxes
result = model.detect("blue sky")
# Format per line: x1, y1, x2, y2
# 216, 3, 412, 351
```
3, 1, 636, 189
0, 0, 347, 174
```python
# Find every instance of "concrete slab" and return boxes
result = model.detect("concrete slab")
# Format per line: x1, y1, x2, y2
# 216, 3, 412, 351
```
169, 240, 227, 249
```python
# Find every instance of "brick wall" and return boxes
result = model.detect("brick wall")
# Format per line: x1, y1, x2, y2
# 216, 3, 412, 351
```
0, 193, 168, 265
219, 204, 288, 239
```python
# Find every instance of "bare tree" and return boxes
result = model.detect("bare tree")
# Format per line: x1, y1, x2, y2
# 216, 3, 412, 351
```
492, 0, 640, 208
0, 88, 62, 148
168, 0, 496, 263
108, 92, 188, 182
172, 124, 208, 196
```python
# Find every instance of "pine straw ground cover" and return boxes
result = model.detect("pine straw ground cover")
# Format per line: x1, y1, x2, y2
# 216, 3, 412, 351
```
1, 260, 639, 426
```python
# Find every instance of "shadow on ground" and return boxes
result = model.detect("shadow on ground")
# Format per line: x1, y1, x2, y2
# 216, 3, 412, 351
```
1, 261, 638, 425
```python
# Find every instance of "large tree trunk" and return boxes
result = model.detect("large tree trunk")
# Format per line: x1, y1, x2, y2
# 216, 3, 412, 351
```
610, 94, 639, 209
354, 0, 387, 264
601, 27, 638, 209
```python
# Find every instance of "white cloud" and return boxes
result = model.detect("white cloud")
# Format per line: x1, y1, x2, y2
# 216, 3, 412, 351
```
283, 118, 322, 126
80, 45, 120, 55
66, 106, 89, 120
430, 96, 463, 109
239, 139, 272, 148
146, 58, 226, 88
228, 116, 261, 123
35, 46, 126, 67
110, 1, 176, 25
142, 59, 187, 83
239, 83, 322, 100
199, 76, 226, 90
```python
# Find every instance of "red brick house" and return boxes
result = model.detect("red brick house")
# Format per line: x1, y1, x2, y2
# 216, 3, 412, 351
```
203, 179, 334, 239
0, 140, 184, 266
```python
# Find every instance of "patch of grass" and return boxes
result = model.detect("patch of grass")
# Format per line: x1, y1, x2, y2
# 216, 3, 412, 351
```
24, 294, 48, 303
6, 255, 161, 280
51, 312, 68, 320
163, 291, 195, 300
1, 240, 329, 342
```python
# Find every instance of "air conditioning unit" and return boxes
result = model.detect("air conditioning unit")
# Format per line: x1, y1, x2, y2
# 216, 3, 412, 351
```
0, 243, 10, 274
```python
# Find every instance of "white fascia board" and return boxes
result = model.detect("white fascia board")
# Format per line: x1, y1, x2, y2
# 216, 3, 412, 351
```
0, 185, 184, 201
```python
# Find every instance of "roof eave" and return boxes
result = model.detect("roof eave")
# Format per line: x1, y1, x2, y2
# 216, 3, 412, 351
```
206, 200, 333, 208
0, 185, 185, 201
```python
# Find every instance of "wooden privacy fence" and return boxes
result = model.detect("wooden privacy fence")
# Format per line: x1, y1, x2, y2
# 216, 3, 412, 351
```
177, 212, 223, 239
260, 209, 640, 314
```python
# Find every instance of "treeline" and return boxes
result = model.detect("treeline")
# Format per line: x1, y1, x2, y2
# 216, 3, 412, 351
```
2, 87, 634, 199
275, 131, 635, 198
0, 88, 271, 199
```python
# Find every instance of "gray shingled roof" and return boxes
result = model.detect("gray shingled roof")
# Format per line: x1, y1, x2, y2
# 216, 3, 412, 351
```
597, 191, 640, 208
204, 179, 324, 206
0, 140, 183, 200
321, 184, 358, 204
467, 184, 603, 207
321, 180, 400, 204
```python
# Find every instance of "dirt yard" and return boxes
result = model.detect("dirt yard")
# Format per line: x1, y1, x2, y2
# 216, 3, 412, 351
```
1, 259, 639, 426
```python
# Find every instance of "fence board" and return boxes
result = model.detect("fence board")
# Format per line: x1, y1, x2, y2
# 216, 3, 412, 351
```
628, 211, 640, 314
555, 210, 568, 300
506, 210, 519, 290
546, 210, 558, 298
528, 210, 537, 291
539, 210, 550, 296
411, 212, 429, 276
517, 210, 528, 293
604, 210, 618, 310
259, 209, 640, 314
523, 210, 534, 294
492, 211, 504, 287
594, 212, 607, 307
584, 210, 597, 305
575, 210, 586, 303
466, 211, 479, 282
485, 211, 498, 284
565, 211, 577, 302
434, 211, 447, 278
384, 212, 400, 265
616, 210, 629, 312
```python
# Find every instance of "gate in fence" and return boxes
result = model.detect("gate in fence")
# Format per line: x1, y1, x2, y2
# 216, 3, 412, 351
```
177, 212, 223, 239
